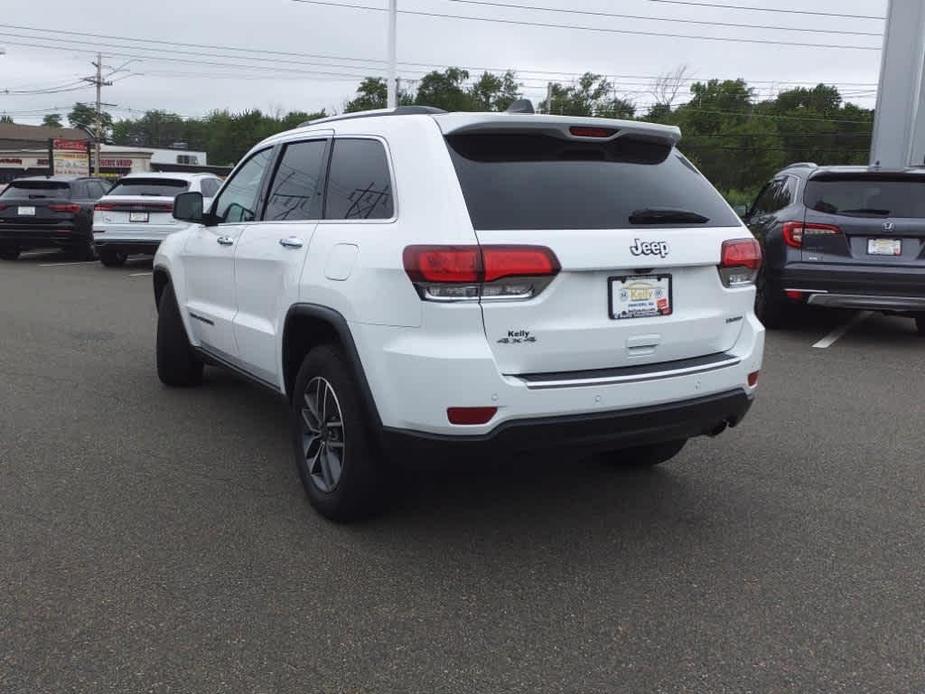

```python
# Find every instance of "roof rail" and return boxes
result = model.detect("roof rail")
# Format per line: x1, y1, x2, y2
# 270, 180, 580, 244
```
299, 105, 447, 128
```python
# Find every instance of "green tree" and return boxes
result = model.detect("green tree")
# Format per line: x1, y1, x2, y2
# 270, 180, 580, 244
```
415, 68, 474, 112
42, 113, 63, 128
468, 70, 521, 111
68, 102, 112, 135
539, 73, 633, 118
0, 115, 13, 124
344, 77, 412, 112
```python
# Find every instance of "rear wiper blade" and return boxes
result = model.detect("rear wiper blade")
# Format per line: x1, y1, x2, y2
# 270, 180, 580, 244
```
630, 208, 710, 225
839, 208, 891, 216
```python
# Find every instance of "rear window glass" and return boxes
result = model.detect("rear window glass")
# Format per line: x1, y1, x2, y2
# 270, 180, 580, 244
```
445, 133, 740, 230
0, 181, 71, 199
804, 176, 925, 218
108, 178, 190, 197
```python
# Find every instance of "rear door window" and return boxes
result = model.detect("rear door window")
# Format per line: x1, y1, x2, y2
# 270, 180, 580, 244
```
0, 181, 71, 199
323, 139, 394, 220
264, 140, 329, 221
108, 178, 190, 197
804, 175, 925, 218
446, 133, 740, 230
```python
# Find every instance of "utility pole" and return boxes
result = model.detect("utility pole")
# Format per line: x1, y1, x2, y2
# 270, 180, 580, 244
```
546, 82, 553, 115
387, 0, 398, 109
82, 53, 112, 175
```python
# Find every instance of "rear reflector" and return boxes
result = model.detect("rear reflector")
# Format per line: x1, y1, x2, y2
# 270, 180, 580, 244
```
49, 203, 81, 213
404, 245, 560, 302
747, 371, 759, 387
782, 221, 841, 249
785, 290, 805, 301
447, 407, 497, 425
718, 238, 762, 287
569, 126, 617, 138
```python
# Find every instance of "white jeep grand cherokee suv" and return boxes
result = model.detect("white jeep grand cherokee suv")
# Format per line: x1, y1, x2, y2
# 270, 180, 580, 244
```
93, 172, 222, 266
153, 105, 765, 522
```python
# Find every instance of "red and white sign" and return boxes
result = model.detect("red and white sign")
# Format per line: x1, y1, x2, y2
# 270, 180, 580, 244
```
53, 138, 89, 152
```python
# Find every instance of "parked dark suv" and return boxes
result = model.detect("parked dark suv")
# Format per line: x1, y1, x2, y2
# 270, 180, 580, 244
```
744, 164, 925, 335
0, 176, 111, 260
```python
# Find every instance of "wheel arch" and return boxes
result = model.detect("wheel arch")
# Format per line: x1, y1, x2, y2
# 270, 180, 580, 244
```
153, 265, 170, 311
282, 304, 382, 427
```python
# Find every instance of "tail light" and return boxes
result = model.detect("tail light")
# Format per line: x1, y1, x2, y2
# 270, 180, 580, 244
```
719, 238, 762, 287
569, 126, 617, 138
403, 245, 560, 302
748, 371, 759, 387
94, 202, 173, 213
49, 203, 81, 214
782, 221, 841, 249
94, 202, 116, 212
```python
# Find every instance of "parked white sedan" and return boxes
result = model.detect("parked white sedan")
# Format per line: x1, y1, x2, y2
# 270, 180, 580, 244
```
93, 172, 222, 266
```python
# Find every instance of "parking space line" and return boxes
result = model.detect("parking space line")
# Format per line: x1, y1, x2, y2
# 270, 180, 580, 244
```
39, 261, 99, 268
129, 272, 153, 277
813, 311, 873, 349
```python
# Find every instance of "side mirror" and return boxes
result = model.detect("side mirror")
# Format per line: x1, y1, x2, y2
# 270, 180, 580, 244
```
733, 204, 749, 219
174, 191, 205, 224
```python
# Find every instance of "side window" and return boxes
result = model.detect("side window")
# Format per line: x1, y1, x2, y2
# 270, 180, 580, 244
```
752, 180, 783, 216
324, 139, 394, 220
212, 149, 274, 224
200, 178, 220, 198
92, 181, 108, 198
264, 140, 328, 221
779, 176, 799, 207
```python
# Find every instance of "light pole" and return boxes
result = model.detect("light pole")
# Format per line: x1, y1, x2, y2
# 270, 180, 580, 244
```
387, 0, 397, 109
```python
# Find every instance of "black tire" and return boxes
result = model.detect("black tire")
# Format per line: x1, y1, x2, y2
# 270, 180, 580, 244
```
755, 270, 791, 329
99, 249, 128, 267
915, 314, 925, 337
290, 345, 384, 522
156, 281, 204, 387
0, 246, 19, 261
602, 439, 687, 468
72, 240, 97, 261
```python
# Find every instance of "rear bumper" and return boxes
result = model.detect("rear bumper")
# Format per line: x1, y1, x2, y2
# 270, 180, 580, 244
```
777, 262, 925, 309
0, 225, 87, 249
382, 389, 753, 456
93, 239, 161, 255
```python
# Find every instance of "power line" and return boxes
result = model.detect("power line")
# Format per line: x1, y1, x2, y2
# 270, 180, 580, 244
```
441, 0, 883, 37
290, 0, 882, 51
644, 0, 884, 21
0, 23, 881, 87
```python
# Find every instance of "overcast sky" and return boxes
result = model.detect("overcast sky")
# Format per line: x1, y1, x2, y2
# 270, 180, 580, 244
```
0, 0, 888, 125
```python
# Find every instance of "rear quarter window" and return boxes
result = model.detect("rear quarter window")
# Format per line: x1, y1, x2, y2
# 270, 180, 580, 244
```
445, 133, 741, 230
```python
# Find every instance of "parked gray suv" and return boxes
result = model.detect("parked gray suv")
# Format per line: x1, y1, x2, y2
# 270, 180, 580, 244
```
744, 163, 925, 334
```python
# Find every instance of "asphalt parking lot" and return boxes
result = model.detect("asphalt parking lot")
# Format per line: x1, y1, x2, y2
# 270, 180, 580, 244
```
2, 252, 924, 693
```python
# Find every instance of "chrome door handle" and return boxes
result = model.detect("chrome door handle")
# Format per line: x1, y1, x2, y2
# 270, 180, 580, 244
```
279, 237, 304, 249
216, 236, 234, 246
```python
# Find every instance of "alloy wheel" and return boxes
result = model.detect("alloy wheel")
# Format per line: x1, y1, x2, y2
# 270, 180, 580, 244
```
299, 376, 346, 493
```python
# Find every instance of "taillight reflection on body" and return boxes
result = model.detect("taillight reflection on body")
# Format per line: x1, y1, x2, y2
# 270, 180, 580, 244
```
403, 245, 560, 302
718, 238, 762, 287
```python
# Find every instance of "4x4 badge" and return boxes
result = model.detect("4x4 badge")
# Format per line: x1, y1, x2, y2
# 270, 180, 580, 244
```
498, 330, 536, 345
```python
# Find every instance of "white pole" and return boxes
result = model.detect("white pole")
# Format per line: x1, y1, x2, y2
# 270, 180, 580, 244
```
387, 0, 398, 109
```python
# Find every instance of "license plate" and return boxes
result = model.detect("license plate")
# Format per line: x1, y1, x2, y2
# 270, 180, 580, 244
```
18, 206, 35, 216
130, 212, 149, 223
868, 238, 901, 256
610, 275, 672, 320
